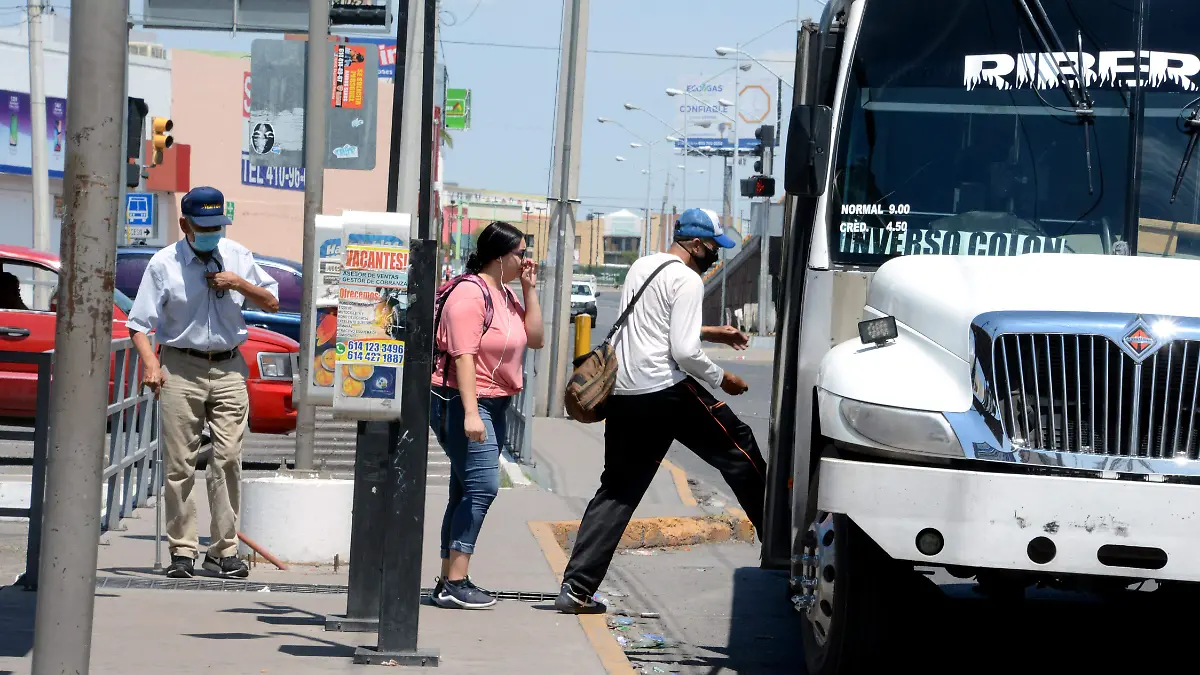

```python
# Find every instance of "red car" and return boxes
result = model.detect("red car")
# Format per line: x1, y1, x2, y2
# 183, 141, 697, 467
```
0, 245, 298, 434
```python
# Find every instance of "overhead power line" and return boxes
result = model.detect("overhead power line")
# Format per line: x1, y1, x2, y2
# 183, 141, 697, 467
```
439, 39, 794, 64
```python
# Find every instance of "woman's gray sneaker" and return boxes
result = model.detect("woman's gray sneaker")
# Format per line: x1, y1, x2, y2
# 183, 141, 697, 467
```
434, 578, 497, 609
554, 583, 607, 614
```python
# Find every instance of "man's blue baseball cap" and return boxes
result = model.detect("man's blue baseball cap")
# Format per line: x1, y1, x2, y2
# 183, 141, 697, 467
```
675, 208, 737, 249
180, 186, 232, 228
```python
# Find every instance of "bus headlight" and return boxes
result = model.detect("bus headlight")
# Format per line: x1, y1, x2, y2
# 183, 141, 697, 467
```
257, 352, 295, 380
840, 398, 962, 458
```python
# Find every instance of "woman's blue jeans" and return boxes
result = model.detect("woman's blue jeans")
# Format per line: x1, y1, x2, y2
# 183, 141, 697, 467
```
430, 387, 511, 558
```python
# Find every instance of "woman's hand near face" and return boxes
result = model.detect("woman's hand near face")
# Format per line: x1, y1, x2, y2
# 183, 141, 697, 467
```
519, 259, 537, 291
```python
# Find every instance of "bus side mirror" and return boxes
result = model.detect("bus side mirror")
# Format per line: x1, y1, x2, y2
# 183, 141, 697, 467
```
784, 104, 832, 198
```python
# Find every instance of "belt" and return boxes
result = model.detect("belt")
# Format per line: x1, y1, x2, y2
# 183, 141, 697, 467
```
172, 346, 239, 362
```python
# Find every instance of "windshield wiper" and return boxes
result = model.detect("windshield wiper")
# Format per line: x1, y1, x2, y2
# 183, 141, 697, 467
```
1170, 97, 1200, 203
1014, 0, 1096, 194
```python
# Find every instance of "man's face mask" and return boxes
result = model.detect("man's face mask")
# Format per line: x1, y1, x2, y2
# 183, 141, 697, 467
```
691, 241, 720, 273
190, 226, 225, 253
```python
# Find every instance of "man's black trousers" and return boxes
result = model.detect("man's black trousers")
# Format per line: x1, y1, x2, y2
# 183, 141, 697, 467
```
562, 377, 768, 597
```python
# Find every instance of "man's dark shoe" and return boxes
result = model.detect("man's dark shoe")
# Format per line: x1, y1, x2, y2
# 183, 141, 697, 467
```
434, 578, 497, 609
202, 553, 249, 579
165, 555, 194, 579
554, 582, 607, 614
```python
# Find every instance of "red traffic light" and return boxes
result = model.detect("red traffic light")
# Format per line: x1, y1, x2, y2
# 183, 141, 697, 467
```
740, 176, 776, 198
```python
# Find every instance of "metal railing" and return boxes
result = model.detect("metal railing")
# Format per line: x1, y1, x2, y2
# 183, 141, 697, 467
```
102, 338, 162, 531
1, 338, 161, 589
0, 351, 52, 590
504, 348, 536, 464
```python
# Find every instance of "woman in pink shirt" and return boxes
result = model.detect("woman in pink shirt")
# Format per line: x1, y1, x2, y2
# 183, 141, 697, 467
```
429, 221, 543, 609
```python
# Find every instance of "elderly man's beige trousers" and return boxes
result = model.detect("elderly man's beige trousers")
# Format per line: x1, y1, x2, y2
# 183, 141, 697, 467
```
159, 347, 248, 559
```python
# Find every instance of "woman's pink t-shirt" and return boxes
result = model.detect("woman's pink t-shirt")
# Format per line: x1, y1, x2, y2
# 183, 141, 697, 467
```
432, 280, 527, 398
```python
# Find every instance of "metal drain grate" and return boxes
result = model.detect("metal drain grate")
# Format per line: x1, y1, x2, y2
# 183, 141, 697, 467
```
94, 575, 559, 602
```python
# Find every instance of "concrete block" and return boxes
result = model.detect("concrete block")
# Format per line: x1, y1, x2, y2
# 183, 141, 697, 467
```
238, 475, 353, 564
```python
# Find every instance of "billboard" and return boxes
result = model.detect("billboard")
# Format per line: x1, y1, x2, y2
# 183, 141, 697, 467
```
0, 90, 68, 178
672, 73, 779, 152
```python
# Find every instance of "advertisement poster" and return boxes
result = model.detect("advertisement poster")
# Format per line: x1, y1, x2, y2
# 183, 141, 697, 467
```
331, 45, 366, 110
311, 233, 343, 389
335, 234, 408, 401
1, 90, 68, 178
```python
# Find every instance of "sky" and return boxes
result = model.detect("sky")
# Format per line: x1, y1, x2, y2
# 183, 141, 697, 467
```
114, 0, 824, 223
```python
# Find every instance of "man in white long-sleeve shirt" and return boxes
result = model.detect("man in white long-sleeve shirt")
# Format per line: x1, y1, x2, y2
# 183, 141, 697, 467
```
556, 208, 767, 614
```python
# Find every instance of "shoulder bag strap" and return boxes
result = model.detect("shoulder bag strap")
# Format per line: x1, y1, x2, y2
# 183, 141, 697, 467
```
604, 259, 681, 345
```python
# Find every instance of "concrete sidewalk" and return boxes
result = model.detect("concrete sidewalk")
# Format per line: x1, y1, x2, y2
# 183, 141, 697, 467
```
0, 413, 723, 675
1, 481, 616, 674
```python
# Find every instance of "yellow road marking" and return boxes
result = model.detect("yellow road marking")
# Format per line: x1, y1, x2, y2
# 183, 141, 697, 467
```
528, 520, 636, 675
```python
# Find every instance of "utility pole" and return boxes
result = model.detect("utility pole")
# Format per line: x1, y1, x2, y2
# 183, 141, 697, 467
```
756, 132, 775, 336
29, 4, 128, 675
660, 172, 671, 252
720, 154, 733, 324
294, 0, 331, 472
643, 149, 653, 257
536, 0, 589, 418
27, 0, 51, 310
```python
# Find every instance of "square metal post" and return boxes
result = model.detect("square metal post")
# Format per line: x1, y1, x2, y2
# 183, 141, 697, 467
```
326, 421, 390, 632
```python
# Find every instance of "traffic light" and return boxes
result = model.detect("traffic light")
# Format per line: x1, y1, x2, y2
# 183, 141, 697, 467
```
740, 176, 776, 198
752, 125, 775, 173
125, 98, 149, 188
151, 116, 173, 166
329, 2, 389, 26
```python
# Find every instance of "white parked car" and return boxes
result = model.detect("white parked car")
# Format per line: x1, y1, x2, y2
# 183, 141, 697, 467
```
570, 279, 598, 325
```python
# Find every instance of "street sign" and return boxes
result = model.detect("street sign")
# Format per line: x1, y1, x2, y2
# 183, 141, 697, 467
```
326, 43, 379, 171
250, 39, 307, 169
250, 40, 378, 171
142, 0, 391, 34
126, 193, 154, 226
225, 201, 235, 221
445, 88, 470, 131
127, 226, 153, 239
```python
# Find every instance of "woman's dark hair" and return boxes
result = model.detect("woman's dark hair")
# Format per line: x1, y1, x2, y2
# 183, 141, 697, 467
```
465, 221, 525, 274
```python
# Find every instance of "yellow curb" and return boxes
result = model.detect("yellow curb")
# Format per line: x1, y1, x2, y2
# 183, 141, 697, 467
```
528, 521, 636, 675
660, 458, 699, 507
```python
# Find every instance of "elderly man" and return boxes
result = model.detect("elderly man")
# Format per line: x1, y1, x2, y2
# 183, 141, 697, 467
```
127, 186, 280, 579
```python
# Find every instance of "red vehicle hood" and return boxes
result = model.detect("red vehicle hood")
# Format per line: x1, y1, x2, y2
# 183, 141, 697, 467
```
247, 326, 299, 352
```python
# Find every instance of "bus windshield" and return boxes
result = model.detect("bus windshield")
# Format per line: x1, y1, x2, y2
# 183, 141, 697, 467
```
830, 0, 1200, 265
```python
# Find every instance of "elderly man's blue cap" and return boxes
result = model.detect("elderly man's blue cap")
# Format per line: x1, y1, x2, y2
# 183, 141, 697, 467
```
675, 208, 737, 248
181, 186, 231, 228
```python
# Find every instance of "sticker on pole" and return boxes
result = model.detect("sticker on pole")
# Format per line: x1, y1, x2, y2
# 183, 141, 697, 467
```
333, 210, 412, 420
331, 45, 367, 110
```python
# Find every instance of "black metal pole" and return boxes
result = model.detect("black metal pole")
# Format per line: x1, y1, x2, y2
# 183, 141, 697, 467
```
354, 0, 439, 666
328, 0, 411, 635
325, 422, 390, 632
385, 0, 411, 213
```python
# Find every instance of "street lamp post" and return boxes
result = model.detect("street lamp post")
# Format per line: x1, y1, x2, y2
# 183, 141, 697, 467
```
600, 116, 669, 257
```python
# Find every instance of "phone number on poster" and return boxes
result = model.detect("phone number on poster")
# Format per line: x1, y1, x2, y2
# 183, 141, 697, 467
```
346, 341, 405, 365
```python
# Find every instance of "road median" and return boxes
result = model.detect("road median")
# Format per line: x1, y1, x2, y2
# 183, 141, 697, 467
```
538, 512, 756, 554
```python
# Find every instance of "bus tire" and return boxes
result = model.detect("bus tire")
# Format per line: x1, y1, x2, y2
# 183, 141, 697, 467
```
800, 513, 900, 675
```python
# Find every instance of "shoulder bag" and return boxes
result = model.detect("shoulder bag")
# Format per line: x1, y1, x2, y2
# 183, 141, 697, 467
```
564, 259, 680, 423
